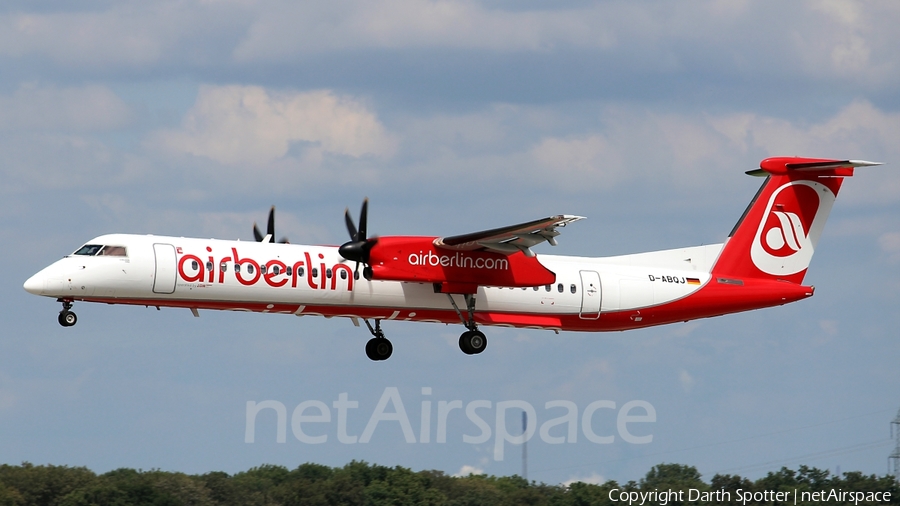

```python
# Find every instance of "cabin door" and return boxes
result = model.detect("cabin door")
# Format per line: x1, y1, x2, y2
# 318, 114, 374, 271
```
152, 243, 177, 294
579, 270, 602, 319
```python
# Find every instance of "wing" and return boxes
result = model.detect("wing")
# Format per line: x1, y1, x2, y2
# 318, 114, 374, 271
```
433, 215, 584, 257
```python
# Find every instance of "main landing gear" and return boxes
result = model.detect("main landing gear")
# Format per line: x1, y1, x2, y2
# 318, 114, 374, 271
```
359, 294, 487, 361
363, 319, 393, 361
57, 299, 77, 327
447, 294, 487, 355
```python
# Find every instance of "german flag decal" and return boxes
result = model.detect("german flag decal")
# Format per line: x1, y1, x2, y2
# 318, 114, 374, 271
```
686, 278, 701, 285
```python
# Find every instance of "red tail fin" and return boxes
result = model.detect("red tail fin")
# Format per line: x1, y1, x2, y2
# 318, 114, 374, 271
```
712, 157, 879, 284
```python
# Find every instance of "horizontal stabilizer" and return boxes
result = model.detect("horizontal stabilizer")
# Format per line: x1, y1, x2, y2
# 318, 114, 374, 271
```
746, 157, 882, 177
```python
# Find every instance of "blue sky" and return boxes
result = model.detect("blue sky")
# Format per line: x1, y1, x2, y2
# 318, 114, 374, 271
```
2, 0, 900, 486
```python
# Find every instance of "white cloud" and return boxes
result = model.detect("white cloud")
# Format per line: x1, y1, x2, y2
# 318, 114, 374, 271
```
196, 209, 332, 245
563, 472, 606, 487
0, 10, 165, 66
0, 134, 123, 192
716, 100, 900, 160
794, 1, 900, 84
523, 100, 900, 200
227, 1, 900, 89
452, 464, 484, 477
0, 2, 896, 96
526, 107, 737, 193
809, 0, 862, 24
709, 100, 900, 204
879, 232, 900, 263
673, 322, 702, 338
149, 85, 396, 166
531, 134, 625, 191
819, 319, 839, 337
679, 369, 695, 393
233, 0, 617, 61
0, 84, 131, 132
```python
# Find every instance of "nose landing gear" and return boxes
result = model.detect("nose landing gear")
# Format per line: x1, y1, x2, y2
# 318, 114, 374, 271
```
57, 299, 77, 327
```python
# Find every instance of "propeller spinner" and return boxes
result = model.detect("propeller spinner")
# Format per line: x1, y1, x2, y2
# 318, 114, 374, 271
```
253, 206, 289, 244
339, 198, 377, 280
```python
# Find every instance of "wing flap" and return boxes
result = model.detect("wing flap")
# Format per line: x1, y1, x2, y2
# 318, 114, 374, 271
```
433, 215, 584, 256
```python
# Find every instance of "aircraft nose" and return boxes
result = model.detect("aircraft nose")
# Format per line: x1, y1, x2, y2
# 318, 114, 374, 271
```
23, 273, 44, 295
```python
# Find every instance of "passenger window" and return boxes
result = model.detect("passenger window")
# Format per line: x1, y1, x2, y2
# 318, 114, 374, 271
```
286, 266, 293, 276
260, 264, 267, 274
220, 262, 227, 272
206, 261, 213, 272
326, 268, 332, 279
570, 284, 576, 294
533, 286, 539, 291
298, 267, 305, 277
235, 264, 241, 273
354, 271, 359, 280
247, 264, 255, 274
340, 270, 347, 280
312, 268, 318, 277
74, 244, 103, 256
545, 285, 551, 292
557, 283, 563, 293
191, 260, 199, 270
273, 265, 280, 275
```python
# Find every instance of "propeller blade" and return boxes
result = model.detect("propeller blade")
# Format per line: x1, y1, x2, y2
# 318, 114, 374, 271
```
344, 208, 358, 242
266, 206, 276, 243
358, 198, 368, 242
338, 198, 376, 277
253, 223, 264, 242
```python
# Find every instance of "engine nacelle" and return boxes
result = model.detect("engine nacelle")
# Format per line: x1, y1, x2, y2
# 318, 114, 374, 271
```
367, 236, 556, 292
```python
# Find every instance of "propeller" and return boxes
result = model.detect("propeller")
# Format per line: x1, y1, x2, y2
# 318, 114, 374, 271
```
338, 198, 377, 279
253, 206, 289, 244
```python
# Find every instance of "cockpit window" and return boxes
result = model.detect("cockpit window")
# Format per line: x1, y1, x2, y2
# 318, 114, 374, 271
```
99, 246, 127, 256
73, 244, 128, 257
74, 244, 103, 256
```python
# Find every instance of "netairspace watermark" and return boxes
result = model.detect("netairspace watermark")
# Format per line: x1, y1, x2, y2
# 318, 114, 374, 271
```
245, 387, 656, 460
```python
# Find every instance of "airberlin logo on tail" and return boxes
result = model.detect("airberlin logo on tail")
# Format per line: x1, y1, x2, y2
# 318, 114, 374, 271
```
750, 180, 835, 276
764, 211, 806, 255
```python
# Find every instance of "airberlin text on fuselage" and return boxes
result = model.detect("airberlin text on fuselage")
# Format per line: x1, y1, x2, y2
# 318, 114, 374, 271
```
408, 251, 509, 270
177, 247, 354, 291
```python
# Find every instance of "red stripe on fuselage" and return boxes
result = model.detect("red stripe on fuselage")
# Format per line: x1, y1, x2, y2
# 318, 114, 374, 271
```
76, 276, 812, 333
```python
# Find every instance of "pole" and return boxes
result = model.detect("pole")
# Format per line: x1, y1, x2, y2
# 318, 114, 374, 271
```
522, 410, 528, 483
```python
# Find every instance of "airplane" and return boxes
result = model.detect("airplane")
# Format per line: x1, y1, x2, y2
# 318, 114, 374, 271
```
24, 157, 882, 361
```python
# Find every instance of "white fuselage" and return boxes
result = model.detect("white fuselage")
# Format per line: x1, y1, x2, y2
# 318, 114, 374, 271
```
25, 233, 720, 331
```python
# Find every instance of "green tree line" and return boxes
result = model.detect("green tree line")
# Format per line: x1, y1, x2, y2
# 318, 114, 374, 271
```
0, 461, 895, 505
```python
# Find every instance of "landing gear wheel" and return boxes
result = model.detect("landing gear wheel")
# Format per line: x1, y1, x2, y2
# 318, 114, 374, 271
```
459, 330, 487, 355
58, 311, 77, 327
365, 338, 393, 361
362, 319, 392, 361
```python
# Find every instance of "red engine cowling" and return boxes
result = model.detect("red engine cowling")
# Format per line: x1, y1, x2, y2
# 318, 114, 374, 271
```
366, 236, 556, 293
